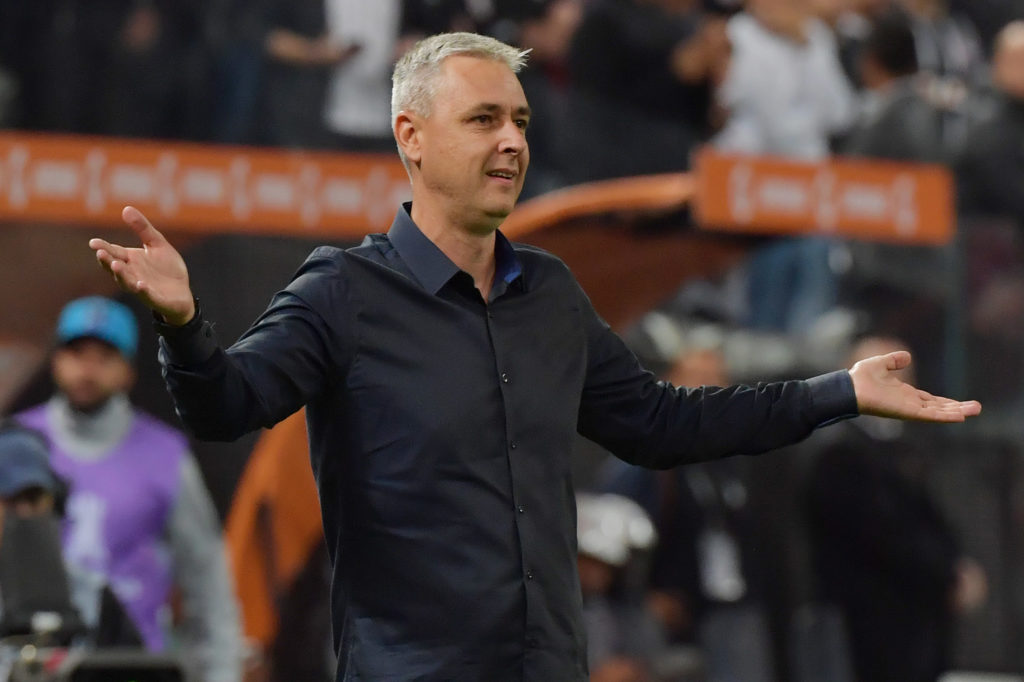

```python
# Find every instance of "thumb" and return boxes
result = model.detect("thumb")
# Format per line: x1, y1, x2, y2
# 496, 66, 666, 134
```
885, 350, 912, 372
121, 205, 166, 247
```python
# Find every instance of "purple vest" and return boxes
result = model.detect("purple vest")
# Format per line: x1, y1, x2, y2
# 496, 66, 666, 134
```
18, 405, 185, 651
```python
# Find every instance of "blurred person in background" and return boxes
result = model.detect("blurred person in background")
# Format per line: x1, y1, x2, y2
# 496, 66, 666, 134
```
956, 21, 1024, 226
576, 492, 667, 682
809, 0, 896, 86
36, 0, 207, 139
598, 344, 777, 682
0, 423, 142, 648
840, 10, 943, 162
714, 0, 856, 159
893, 0, 986, 151
260, 0, 361, 148
320, 0, 403, 152
714, 0, 857, 335
804, 336, 988, 682
13, 296, 242, 682
565, 0, 730, 182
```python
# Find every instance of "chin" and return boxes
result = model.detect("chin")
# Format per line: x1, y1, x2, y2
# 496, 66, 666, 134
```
66, 393, 113, 415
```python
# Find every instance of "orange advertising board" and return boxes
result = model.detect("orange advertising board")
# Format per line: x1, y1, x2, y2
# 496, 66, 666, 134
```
0, 132, 410, 237
694, 149, 955, 245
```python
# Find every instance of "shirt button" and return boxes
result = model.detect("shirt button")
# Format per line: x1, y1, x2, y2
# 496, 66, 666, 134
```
501, 372, 510, 384
526, 570, 534, 580
517, 505, 525, 514
510, 441, 518, 450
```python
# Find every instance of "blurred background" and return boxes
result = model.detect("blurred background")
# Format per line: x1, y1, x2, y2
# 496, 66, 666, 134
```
2, 0, 1024, 680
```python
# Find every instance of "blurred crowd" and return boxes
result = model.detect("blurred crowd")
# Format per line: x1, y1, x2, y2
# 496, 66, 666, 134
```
0, 0, 1019, 179
3, 1, 1024, 681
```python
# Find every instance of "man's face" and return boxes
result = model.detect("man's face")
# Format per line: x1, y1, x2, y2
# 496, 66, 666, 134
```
410, 55, 531, 233
52, 337, 135, 413
2, 487, 55, 518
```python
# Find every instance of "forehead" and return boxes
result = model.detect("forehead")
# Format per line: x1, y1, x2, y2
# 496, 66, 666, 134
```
433, 55, 528, 111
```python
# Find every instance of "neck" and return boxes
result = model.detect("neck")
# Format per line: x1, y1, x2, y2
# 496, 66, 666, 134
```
410, 199, 500, 299
48, 393, 133, 460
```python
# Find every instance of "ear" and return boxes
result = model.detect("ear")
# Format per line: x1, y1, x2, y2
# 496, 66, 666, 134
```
394, 111, 423, 165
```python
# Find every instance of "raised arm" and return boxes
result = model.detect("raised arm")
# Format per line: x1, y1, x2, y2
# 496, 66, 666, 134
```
89, 207, 354, 441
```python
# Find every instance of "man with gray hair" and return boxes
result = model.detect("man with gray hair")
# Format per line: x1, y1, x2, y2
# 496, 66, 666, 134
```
88, 32, 980, 681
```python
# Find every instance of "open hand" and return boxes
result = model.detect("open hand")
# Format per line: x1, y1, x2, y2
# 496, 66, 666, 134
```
89, 206, 196, 326
849, 351, 981, 423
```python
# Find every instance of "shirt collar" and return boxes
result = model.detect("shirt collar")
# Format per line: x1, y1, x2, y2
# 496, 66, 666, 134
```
387, 203, 523, 297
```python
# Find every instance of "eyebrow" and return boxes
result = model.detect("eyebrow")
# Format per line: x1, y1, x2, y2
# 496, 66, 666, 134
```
471, 103, 532, 118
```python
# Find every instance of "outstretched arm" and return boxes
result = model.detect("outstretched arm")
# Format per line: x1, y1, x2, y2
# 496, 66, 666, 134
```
849, 351, 981, 423
89, 207, 353, 441
89, 206, 195, 326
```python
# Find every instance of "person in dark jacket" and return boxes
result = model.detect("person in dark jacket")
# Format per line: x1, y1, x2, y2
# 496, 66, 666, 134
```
804, 336, 987, 682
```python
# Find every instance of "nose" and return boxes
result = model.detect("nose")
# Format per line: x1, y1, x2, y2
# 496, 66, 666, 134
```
499, 119, 526, 156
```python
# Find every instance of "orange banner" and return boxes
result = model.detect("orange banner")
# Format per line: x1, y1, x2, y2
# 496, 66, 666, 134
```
694, 149, 955, 245
0, 132, 410, 237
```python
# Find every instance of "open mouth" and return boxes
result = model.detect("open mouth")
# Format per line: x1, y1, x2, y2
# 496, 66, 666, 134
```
486, 170, 517, 181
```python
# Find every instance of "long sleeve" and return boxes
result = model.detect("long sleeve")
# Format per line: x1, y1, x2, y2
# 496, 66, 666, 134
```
575, 284, 858, 469
167, 456, 244, 682
158, 247, 357, 441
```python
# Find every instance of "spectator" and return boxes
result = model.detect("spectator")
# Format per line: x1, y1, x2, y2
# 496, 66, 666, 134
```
714, 0, 858, 334
576, 492, 666, 682
14, 296, 242, 682
956, 20, 1024, 224
565, 0, 719, 182
261, 0, 360, 148
841, 11, 943, 161
0, 423, 141, 648
810, 0, 894, 87
598, 345, 777, 682
37, 0, 207, 139
804, 336, 988, 682
715, 0, 856, 159
894, 0, 987, 151
204, 0, 272, 145
321, 0, 404, 151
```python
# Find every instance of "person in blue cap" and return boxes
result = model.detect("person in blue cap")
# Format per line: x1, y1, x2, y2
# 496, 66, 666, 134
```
14, 297, 242, 682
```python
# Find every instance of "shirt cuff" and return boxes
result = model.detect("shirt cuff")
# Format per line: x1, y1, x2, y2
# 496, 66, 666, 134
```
805, 370, 859, 427
153, 302, 219, 366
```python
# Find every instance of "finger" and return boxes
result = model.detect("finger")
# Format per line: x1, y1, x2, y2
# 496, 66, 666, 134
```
959, 400, 982, 417
89, 238, 132, 261
94, 248, 121, 274
109, 259, 146, 295
122, 205, 166, 247
885, 351, 912, 372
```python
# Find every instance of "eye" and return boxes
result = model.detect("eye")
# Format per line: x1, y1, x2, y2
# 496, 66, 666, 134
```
515, 119, 529, 130
472, 114, 493, 125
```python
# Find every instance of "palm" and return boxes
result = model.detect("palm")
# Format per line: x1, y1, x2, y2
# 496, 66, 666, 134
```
850, 352, 981, 423
89, 206, 195, 325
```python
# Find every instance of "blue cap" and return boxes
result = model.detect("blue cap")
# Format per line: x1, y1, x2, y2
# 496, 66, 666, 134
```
0, 428, 59, 497
56, 297, 138, 359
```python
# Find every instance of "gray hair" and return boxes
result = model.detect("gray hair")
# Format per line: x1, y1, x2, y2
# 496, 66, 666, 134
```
391, 32, 530, 166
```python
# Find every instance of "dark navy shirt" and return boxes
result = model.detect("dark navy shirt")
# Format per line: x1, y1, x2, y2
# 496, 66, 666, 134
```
157, 204, 858, 681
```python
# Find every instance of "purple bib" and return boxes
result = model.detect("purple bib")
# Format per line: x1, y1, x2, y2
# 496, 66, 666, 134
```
19, 405, 185, 651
